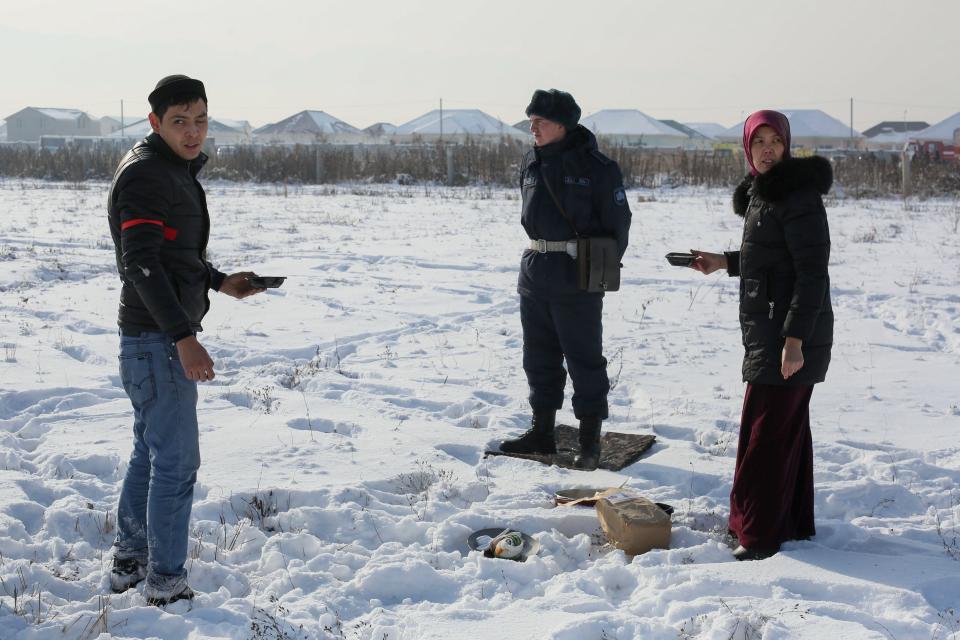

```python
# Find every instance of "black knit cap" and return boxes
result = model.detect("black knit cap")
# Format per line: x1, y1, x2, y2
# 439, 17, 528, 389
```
525, 89, 581, 131
148, 75, 207, 113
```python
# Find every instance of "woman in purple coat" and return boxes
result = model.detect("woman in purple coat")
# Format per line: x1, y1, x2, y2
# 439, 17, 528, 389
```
691, 110, 833, 560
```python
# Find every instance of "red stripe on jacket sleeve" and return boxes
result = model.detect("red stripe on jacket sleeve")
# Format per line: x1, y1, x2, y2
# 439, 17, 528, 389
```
121, 218, 163, 231
121, 218, 177, 241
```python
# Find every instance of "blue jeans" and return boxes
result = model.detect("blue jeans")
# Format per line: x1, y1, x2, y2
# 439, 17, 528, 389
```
114, 332, 200, 590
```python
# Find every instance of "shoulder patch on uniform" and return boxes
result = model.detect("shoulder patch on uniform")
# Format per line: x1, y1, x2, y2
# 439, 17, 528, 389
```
590, 149, 612, 165
614, 187, 627, 206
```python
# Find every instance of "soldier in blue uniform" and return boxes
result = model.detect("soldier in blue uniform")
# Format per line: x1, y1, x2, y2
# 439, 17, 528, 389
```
499, 89, 631, 470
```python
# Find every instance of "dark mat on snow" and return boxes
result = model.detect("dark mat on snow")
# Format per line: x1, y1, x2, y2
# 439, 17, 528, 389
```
484, 424, 656, 471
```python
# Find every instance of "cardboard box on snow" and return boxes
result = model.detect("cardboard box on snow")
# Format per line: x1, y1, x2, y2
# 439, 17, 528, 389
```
595, 492, 671, 555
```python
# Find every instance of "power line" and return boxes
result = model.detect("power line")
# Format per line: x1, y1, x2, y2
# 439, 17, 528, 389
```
226, 99, 439, 112
854, 98, 960, 109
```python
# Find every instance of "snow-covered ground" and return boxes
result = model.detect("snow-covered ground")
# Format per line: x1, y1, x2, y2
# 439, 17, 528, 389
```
0, 179, 958, 639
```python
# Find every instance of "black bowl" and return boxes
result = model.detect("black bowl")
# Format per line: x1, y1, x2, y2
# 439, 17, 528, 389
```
248, 276, 286, 288
665, 252, 695, 267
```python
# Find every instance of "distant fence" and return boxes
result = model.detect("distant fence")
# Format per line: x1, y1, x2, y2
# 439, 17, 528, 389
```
1, 139, 958, 196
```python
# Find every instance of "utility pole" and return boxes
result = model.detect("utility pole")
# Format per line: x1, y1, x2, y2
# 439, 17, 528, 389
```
902, 144, 913, 198
446, 146, 454, 185
901, 107, 912, 198
849, 97, 854, 149
902, 108, 907, 152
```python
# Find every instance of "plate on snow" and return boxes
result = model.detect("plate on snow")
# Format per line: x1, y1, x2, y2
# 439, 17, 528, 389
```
554, 488, 609, 506
554, 490, 675, 516
467, 528, 540, 562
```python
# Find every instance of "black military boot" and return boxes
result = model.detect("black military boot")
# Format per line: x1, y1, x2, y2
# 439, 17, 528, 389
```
499, 410, 557, 455
573, 416, 602, 470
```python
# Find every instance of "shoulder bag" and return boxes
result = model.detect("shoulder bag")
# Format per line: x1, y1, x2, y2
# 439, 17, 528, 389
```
539, 168, 621, 293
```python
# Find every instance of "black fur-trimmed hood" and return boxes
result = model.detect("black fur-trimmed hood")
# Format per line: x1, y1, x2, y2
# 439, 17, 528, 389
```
733, 155, 833, 216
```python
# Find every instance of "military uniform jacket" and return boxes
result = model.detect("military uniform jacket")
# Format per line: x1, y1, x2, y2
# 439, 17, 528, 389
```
108, 133, 226, 341
518, 126, 631, 299
724, 156, 834, 386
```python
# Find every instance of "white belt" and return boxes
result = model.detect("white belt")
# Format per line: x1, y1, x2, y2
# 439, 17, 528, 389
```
529, 239, 578, 259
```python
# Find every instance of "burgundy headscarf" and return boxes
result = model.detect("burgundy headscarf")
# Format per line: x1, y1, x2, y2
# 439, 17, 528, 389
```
743, 110, 791, 176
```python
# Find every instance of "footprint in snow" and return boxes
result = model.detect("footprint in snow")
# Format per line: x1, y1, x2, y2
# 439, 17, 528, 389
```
286, 417, 361, 437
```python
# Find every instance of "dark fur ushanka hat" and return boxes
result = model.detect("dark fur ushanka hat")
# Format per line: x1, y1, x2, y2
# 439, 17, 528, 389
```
525, 89, 581, 131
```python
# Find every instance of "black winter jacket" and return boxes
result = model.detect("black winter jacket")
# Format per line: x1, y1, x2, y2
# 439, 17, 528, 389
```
108, 133, 225, 340
518, 126, 631, 299
724, 156, 834, 386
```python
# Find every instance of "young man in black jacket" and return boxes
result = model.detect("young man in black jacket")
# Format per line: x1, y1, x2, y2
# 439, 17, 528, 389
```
499, 89, 631, 469
107, 75, 265, 604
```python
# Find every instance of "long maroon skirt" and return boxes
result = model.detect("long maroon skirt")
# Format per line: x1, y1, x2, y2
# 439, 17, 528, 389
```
728, 383, 816, 549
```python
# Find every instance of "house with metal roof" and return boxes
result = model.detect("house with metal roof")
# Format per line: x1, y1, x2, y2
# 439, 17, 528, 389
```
3, 107, 100, 142
862, 121, 930, 151
914, 112, 960, 145
580, 110, 691, 148
683, 122, 729, 140
208, 119, 253, 146
106, 118, 152, 139
393, 109, 527, 143
721, 109, 865, 150
364, 122, 398, 140
253, 111, 364, 144
659, 120, 714, 150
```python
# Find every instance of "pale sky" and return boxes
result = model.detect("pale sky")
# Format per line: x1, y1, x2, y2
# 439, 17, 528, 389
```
2, 0, 958, 132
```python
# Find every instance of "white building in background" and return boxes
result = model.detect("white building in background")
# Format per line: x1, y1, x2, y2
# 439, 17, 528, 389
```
101, 117, 251, 146
105, 118, 152, 141
99, 115, 126, 135
659, 120, 714, 150
684, 122, 729, 140
253, 111, 364, 145
364, 122, 398, 140
861, 121, 930, 151
2, 107, 100, 142
0, 120, 6, 141
914, 112, 960, 145
393, 109, 527, 143
580, 110, 691, 148
208, 119, 252, 146
99, 115, 149, 136
721, 109, 865, 150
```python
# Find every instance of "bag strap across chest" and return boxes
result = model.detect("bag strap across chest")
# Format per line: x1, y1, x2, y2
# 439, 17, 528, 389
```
538, 166, 580, 238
